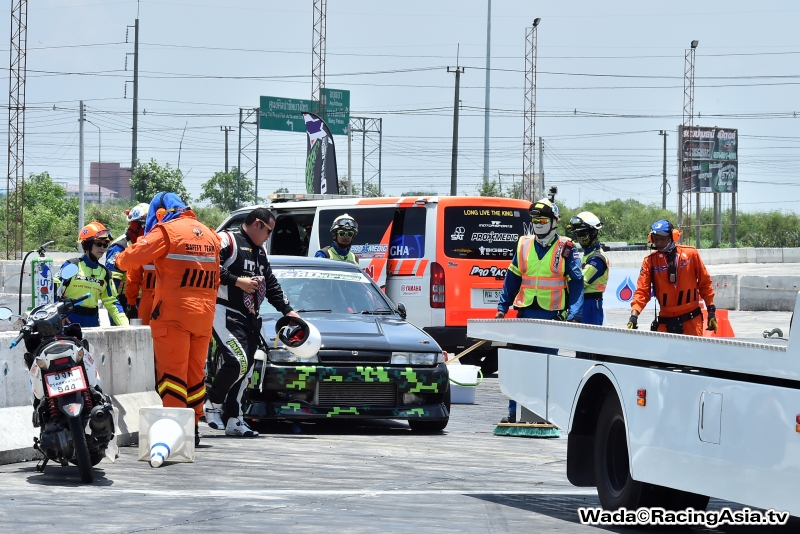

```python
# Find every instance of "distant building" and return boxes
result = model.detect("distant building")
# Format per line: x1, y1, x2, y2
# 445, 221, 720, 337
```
65, 184, 118, 204
90, 162, 132, 200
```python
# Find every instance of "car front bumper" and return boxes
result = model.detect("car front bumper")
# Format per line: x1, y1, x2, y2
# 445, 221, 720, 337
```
245, 362, 449, 420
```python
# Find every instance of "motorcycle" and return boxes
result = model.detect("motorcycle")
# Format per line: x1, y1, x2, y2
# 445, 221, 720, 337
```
0, 263, 117, 483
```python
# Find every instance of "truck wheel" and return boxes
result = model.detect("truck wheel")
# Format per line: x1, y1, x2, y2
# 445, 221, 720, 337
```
594, 393, 644, 509
660, 487, 709, 511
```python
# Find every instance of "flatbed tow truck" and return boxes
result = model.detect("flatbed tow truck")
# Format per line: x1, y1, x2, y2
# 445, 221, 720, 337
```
467, 297, 800, 515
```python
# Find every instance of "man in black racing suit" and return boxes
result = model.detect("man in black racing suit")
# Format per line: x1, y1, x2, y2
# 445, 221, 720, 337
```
204, 207, 300, 437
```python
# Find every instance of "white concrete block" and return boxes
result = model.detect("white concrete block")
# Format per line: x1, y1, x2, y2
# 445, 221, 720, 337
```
756, 248, 783, 263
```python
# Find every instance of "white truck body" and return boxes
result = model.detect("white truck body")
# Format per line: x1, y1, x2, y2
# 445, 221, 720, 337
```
467, 297, 800, 515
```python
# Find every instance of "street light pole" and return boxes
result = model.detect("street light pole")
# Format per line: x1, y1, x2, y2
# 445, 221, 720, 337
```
87, 121, 102, 204
448, 62, 465, 197
659, 130, 668, 210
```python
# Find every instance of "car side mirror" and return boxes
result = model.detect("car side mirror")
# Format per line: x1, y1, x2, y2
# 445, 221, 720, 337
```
397, 303, 407, 320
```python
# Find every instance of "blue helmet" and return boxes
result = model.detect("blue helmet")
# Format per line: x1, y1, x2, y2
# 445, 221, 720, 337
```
650, 219, 674, 237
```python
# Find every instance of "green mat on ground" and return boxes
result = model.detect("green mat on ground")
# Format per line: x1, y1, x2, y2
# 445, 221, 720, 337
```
493, 425, 561, 438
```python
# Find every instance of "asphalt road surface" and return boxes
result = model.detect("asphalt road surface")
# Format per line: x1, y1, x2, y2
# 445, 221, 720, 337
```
0, 373, 797, 533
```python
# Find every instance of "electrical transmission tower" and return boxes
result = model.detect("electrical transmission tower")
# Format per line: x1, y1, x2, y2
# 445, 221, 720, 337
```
349, 117, 383, 197
311, 0, 327, 114
679, 40, 698, 245
236, 108, 259, 208
523, 18, 540, 202
6, 0, 28, 259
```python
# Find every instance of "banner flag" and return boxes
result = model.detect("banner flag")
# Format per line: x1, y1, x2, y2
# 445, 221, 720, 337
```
303, 112, 339, 195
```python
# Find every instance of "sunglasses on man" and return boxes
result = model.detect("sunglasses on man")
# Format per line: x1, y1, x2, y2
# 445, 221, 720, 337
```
336, 230, 355, 238
254, 219, 274, 236
531, 217, 551, 225
93, 241, 110, 249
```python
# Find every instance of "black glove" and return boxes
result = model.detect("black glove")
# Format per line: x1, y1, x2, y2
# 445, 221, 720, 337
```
707, 307, 718, 332
125, 305, 138, 320
626, 315, 638, 329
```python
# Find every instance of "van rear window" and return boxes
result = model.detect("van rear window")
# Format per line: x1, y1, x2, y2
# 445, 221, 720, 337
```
443, 206, 531, 259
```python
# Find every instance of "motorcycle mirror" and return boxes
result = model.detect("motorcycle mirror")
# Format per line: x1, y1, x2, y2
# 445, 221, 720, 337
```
60, 263, 80, 280
0, 307, 12, 321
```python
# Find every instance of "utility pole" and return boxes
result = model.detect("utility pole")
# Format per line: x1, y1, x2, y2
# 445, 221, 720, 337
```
538, 137, 544, 200
347, 124, 352, 194
447, 62, 465, 197
130, 16, 139, 199
659, 130, 668, 210
482, 0, 491, 187
236, 109, 242, 208
78, 101, 85, 231
220, 126, 233, 173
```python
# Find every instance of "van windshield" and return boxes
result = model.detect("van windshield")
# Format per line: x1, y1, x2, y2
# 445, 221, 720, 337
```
443, 206, 531, 260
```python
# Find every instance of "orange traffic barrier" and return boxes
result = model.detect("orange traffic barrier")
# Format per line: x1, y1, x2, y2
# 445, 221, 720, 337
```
701, 307, 735, 338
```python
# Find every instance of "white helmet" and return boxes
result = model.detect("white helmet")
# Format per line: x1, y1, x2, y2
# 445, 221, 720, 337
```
274, 316, 322, 360
127, 203, 150, 223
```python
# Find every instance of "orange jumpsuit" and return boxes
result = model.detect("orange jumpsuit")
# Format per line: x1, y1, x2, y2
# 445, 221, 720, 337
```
117, 211, 220, 422
126, 263, 157, 325
631, 245, 715, 336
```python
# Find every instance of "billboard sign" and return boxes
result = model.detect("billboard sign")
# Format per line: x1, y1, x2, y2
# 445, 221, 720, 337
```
260, 88, 350, 135
679, 126, 738, 193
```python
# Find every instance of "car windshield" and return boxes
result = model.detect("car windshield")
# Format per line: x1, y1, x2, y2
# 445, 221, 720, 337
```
260, 268, 394, 315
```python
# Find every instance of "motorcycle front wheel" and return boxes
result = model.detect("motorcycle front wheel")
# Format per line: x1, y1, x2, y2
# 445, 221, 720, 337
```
68, 417, 94, 483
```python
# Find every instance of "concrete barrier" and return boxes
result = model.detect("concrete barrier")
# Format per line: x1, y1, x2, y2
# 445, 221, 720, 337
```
0, 326, 160, 465
739, 276, 800, 312
605, 247, 800, 269
711, 275, 739, 310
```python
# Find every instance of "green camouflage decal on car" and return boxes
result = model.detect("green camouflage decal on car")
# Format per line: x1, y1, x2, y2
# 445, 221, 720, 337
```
393, 407, 427, 417
286, 365, 318, 389
398, 368, 439, 393
328, 407, 359, 417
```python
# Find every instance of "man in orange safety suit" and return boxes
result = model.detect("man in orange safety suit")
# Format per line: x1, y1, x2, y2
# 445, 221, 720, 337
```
627, 219, 718, 336
117, 192, 220, 445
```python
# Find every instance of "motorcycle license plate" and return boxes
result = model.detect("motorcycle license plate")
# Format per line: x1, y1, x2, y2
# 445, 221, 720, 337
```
483, 290, 502, 304
45, 367, 86, 397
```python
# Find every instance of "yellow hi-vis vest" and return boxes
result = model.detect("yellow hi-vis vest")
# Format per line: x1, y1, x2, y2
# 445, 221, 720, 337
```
509, 235, 571, 310
582, 247, 610, 294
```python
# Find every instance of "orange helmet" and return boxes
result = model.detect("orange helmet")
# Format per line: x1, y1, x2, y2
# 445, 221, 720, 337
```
78, 222, 113, 243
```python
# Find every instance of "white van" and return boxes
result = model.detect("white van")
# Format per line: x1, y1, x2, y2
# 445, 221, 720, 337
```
218, 194, 532, 373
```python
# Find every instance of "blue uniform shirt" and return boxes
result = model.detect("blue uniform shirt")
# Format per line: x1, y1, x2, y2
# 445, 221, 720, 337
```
498, 235, 584, 321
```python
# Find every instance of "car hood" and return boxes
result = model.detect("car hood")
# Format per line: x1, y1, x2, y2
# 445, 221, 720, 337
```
261, 312, 440, 353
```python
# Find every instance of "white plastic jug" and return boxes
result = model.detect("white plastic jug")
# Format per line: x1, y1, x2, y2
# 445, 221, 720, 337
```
448, 365, 483, 404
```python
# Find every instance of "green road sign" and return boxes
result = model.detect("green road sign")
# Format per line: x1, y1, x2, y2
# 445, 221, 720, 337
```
260, 89, 350, 135
259, 96, 313, 133
320, 88, 350, 136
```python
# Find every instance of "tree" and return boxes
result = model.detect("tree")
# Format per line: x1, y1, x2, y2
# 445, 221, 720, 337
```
199, 168, 255, 211
474, 178, 521, 199
22, 172, 79, 251
130, 158, 191, 204
273, 186, 289, 194
337, 176, 383, 197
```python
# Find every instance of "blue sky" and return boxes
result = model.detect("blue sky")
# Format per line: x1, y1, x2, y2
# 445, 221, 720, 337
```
5, 0, 800, 212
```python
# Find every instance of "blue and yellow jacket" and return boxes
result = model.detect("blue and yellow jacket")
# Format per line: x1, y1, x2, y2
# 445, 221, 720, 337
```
55, 255, 129, 327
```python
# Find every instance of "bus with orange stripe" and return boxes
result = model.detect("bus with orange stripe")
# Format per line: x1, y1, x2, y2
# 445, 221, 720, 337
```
219, 194, 532, 372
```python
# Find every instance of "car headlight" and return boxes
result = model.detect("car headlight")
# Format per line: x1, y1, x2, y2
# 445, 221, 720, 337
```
391, 352, 436, 366
267, 348, 318, 364
436, 352, 445, 364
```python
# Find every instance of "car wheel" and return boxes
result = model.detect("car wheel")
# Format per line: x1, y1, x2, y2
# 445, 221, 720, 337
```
594, 393, 647, 509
